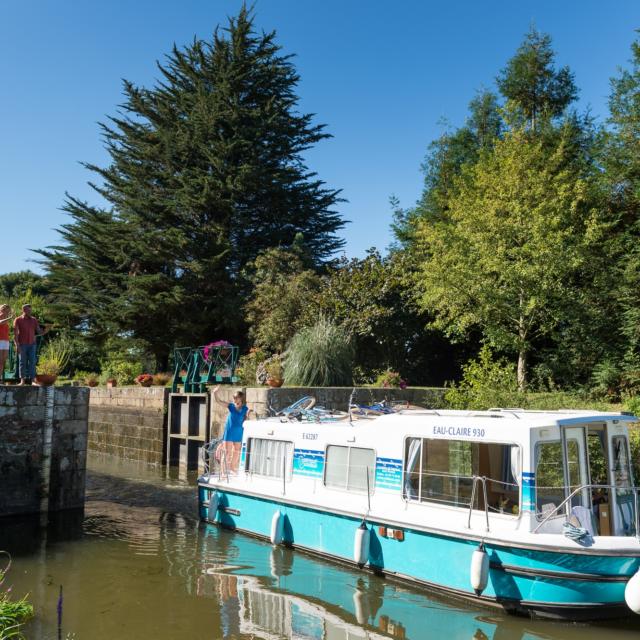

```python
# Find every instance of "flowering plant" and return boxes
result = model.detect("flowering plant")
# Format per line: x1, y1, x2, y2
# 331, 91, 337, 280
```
375, 370, 407, 389
235, 347, 267, 385
135, 373, 154, 387
203, 340, 232, 361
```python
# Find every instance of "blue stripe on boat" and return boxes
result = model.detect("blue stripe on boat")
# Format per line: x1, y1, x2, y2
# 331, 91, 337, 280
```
199, 485, 639, 609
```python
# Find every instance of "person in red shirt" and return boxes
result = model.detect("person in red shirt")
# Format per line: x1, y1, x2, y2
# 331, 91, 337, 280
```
0, 304, 14, 382
14, 304, 47, 385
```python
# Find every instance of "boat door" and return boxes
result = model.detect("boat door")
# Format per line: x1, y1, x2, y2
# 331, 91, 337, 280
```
561, 426, 590, 516
609, 428, 636, 536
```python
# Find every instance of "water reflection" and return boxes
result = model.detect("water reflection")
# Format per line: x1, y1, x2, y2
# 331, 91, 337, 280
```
0, 455, 639, 639
195, 526, 640, 640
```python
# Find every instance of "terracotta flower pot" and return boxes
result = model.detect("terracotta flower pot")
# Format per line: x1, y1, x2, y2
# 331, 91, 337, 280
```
35, 374, 57, 386
106, 379, 117, 388
267, 377, 284, 388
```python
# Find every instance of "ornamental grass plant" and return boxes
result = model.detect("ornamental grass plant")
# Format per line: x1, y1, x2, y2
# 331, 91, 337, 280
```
284, 318, 354, 387
36, 337, 71, 377
0, 553, 33, 640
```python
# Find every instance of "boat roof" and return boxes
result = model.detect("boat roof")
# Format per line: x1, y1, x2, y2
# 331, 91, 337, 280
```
377, 408, 637, 428
255, 407, 637, 432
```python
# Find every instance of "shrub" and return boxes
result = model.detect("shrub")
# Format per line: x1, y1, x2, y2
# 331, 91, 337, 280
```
620, 370, 640, 398
374, 370, 407, 389
265, 354, 284, 382
284, 318, 353, 387
99, 358, 144, 386
590, 360, 623, 400
623, 395, 640, 417
445, 346, 522, 410
73, 370, 99, 387
235, 347, 268, 386
152, 372, 171, 386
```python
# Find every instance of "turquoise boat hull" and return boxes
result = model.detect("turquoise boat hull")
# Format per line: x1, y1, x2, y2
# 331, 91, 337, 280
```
198, 484, 639, 619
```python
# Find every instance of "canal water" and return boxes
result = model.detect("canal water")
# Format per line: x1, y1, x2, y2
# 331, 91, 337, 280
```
2, 455, 640, 639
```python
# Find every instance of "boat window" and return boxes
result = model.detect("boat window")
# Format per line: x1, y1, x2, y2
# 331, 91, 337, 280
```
324, 446, 375, 493
403, 438, 520, 513
535, 441, 565, 516
612, 436, 633, 487
245, 438, 293, 479
612, 436, 636, 535
587, 431, 608, 486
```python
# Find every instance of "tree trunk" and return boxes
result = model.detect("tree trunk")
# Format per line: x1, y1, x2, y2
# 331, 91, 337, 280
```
517, 348, 527, 392
517, 302, 528, 392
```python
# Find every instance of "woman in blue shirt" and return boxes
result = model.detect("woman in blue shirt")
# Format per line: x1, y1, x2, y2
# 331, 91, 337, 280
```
213, 386, 252, 473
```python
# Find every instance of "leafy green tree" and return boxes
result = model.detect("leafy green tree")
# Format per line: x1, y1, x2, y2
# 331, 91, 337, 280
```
0, 271, 49, 300
497, 26, 578, 131
415, 126, 610, 390
393, 91, 503, 249
244, 241, 321, 353
313, 250, 464, 385
604, 35, 640, 370
38, 7, 344, 366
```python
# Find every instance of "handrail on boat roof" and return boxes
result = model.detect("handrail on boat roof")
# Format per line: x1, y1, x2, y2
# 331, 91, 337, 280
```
487, 408, 523, 418
396, 409, 441, 416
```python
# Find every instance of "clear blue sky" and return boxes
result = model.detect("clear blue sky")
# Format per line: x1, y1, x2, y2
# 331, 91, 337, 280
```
1, 1, 638, 274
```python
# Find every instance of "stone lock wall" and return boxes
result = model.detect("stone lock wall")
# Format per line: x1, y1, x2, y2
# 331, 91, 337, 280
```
88, 387, 169, 464
0, 386, 89, 517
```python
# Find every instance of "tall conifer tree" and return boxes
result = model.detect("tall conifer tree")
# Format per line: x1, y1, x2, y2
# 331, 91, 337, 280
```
39, 7, 344, 365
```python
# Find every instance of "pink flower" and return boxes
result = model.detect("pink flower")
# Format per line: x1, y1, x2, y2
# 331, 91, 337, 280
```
203, 340, 232, 360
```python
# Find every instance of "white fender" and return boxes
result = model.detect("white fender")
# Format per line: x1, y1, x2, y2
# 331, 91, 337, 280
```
353, 522, 370, 566
352, 589, 369, 624
470, 543, 489, 596
270, 510, 284, 545
625, 570, 640, 614
207, 491, 219, 524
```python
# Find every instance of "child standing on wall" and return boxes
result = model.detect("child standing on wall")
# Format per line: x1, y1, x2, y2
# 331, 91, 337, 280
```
213, 386, 252, 473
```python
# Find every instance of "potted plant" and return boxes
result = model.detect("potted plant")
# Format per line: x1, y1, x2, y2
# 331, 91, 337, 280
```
264, 354, 284, 388
35, 338, 70, 386
99, 366, 118, 388
135, 373, 154, 387
85, 373, 99, 387
203, 340, 232, 361
35, 360, 60, 386
152, 372, 171, 386
375, 369, 407, 389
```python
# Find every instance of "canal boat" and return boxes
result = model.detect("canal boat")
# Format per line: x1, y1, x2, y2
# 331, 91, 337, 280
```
198, 403, 640, 619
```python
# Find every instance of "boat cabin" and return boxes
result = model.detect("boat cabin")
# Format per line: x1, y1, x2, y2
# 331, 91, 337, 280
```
211, 407, 638, 539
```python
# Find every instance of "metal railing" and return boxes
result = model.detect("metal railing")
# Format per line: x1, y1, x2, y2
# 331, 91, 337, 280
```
467, 476, 490, 532
533, 482, 640, 539
171, 344, 239, 393
201, 438, 231, 482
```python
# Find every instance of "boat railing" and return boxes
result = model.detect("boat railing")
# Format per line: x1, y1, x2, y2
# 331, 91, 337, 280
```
404, 469, 519, 514
533, 483, 640, 539
200, 438, 231, 482
467, 476, 490, 532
